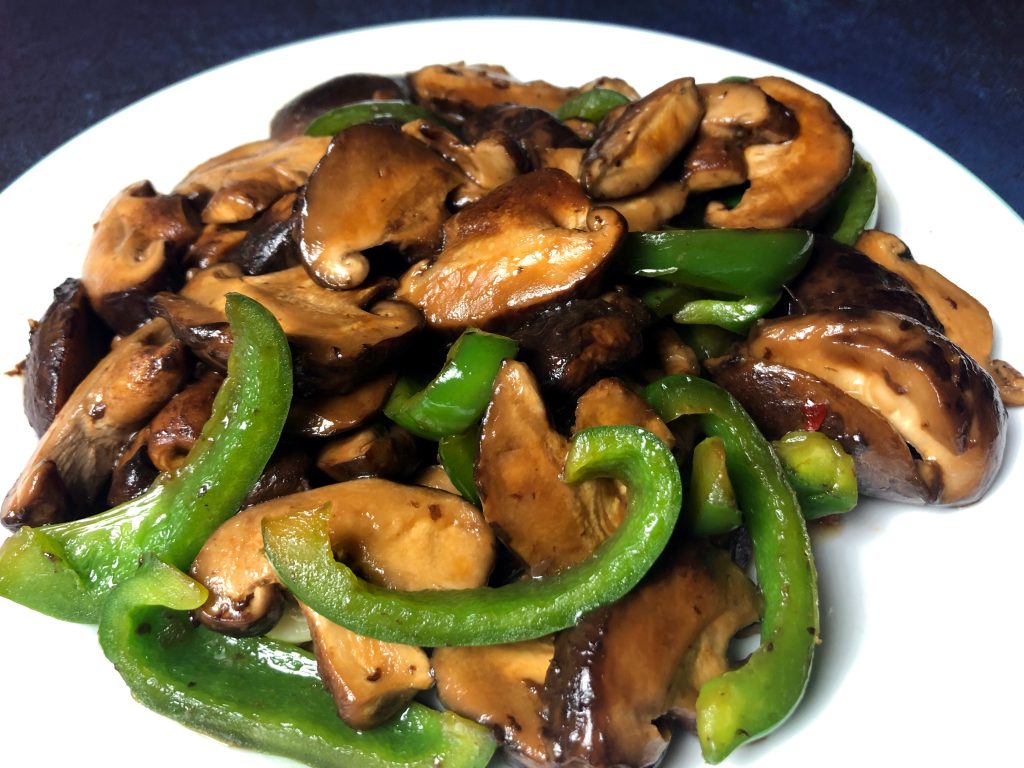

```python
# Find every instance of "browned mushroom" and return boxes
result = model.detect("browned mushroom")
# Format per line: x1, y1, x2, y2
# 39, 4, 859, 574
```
225, 192, 300, 276
146, 369, 224, 472
705, 77, 853, 228
408, 63, 575, 122
270, 73, 408, 140
81, 181, 200, 333
152, 264, 423, 395
174, 135, 330, 225
706, 355, 938, 502
315, 422, 418, 482
3, 319, 187, 528
107, 427, 158, 506
184, 224, 249, 271
401, 119, 523, 206
682, 81, 797, 193
545, 541, 761, 767
22, 278, 111, 436
297, 123, 465, 289
510, 294, 649, 396
301, 604, 432, 729
433, 639, 556, 766
582, 78, 704, 200
732, 309, 1007, 505
287, 373, 397, 438
460, 104, 584, 170
191, 479, 495, 727
572, 378, 675, 449
398, 169, 626, 331
242, 448, 312, 508
788, 237, 942, 329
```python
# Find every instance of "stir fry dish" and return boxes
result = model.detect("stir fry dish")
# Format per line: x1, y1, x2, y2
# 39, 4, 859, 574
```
2, 62, 1021, 768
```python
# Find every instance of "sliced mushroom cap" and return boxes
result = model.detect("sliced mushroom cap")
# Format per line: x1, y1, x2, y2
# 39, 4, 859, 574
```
107, 427, 158, 507
270, 73, 408, 140
157, 264, 423, 395
398, 169, 626, 331
683, 81, 798, 193
572, 378, 675, 450
146, 369, 223, 473
510, 294, 649, 396
3, 319, 187, 528
242, 448, 312, 508
408, 63, 575, 122
401, 119, 523, 206
461, 103, 584, 170
582, 78, 704, 200
174, 135, 330, 224
191, 478, 495, 633
287, 373, 396, 438
298, 123, 465, 290
740, 309, 1007, 505
789, 237, 942, 329
433, 639, 555, 766
705, 76, 853, 228
301, 604, 432, 730
706, 355, 938, 502
545, 541, 761, 767
184, 224, 249, 271
315, 422, 418, 482
477, 361, 626, 574
23, 277, 111, 436
82, 181, 200, 333
225, 192, 301, 276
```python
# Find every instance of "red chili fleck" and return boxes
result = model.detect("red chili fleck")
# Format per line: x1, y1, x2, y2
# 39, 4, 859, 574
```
802, 401, 828, 432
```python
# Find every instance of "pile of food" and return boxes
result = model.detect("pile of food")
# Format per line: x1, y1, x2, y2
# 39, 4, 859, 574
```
1, 62, 1020, 768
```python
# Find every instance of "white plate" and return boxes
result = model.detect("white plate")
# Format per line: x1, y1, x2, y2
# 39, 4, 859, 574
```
0, 17, 1020, 768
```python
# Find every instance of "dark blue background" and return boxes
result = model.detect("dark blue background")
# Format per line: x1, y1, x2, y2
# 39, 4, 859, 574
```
1, 0, 1021, 217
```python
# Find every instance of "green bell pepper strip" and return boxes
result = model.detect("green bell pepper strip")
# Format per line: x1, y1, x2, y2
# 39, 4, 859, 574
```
819, 152, 878, 245
617, 228, 814, 296
0, 293, 293, 623
262, 425, 682, 647
678, 324, 742, 361
773, 431, 857, 518
305, 100, 449, 136
641, 375, 818, 764
99, 556, 495, 768
438, 427, 482, 505
643, 285, 780, 334
384, 328, 517, 441
688, 436, 742, 536
553, 88, 631, 123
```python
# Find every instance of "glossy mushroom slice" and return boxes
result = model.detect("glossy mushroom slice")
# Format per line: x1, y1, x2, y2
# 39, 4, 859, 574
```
301, 604, 433, 730
315, 422, 419, 482
581, 78, 704, 200
401, 119, 523, 207
155, 264, 423, 395
433, 639, 556, 767
510, 294, 649, 396
408, 63, 575, 122
739, 309, 1007, 505
705, 77, 853, 229
572, 378, 675, 449
788, 237, 941, 329
298, 123, 466, 290
706, 356, 938, 502
398, 169, 627, 331
287, 373, 397, 438
3, 319, 187, 528
682, 81, 797, 193
191, 479, 495, 726
225, 192, 300, 276
23, 277, 111, 436
82, 181, 200, 333
461, 103, 584, 170
545, 541, 761, 768
270, 72, 408, 140
145, 369, 223, 473
174, 135, 330, 224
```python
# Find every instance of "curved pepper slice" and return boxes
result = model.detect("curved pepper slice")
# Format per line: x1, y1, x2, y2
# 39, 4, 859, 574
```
305, 99, 449, 136
0, 293, 292, 623
618, 228, 814, 296
641, 375, 818, 764
99, 556, 495, 768
384, 328, 517, 441
688, 436, 742, 536
819, 152, 877, 245
262, 425, 682, 647
439, 427, 482, 505
553, 88, 631, 123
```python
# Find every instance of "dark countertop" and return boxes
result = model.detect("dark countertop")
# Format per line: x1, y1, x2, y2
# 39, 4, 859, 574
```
1, 0, 1021, 217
